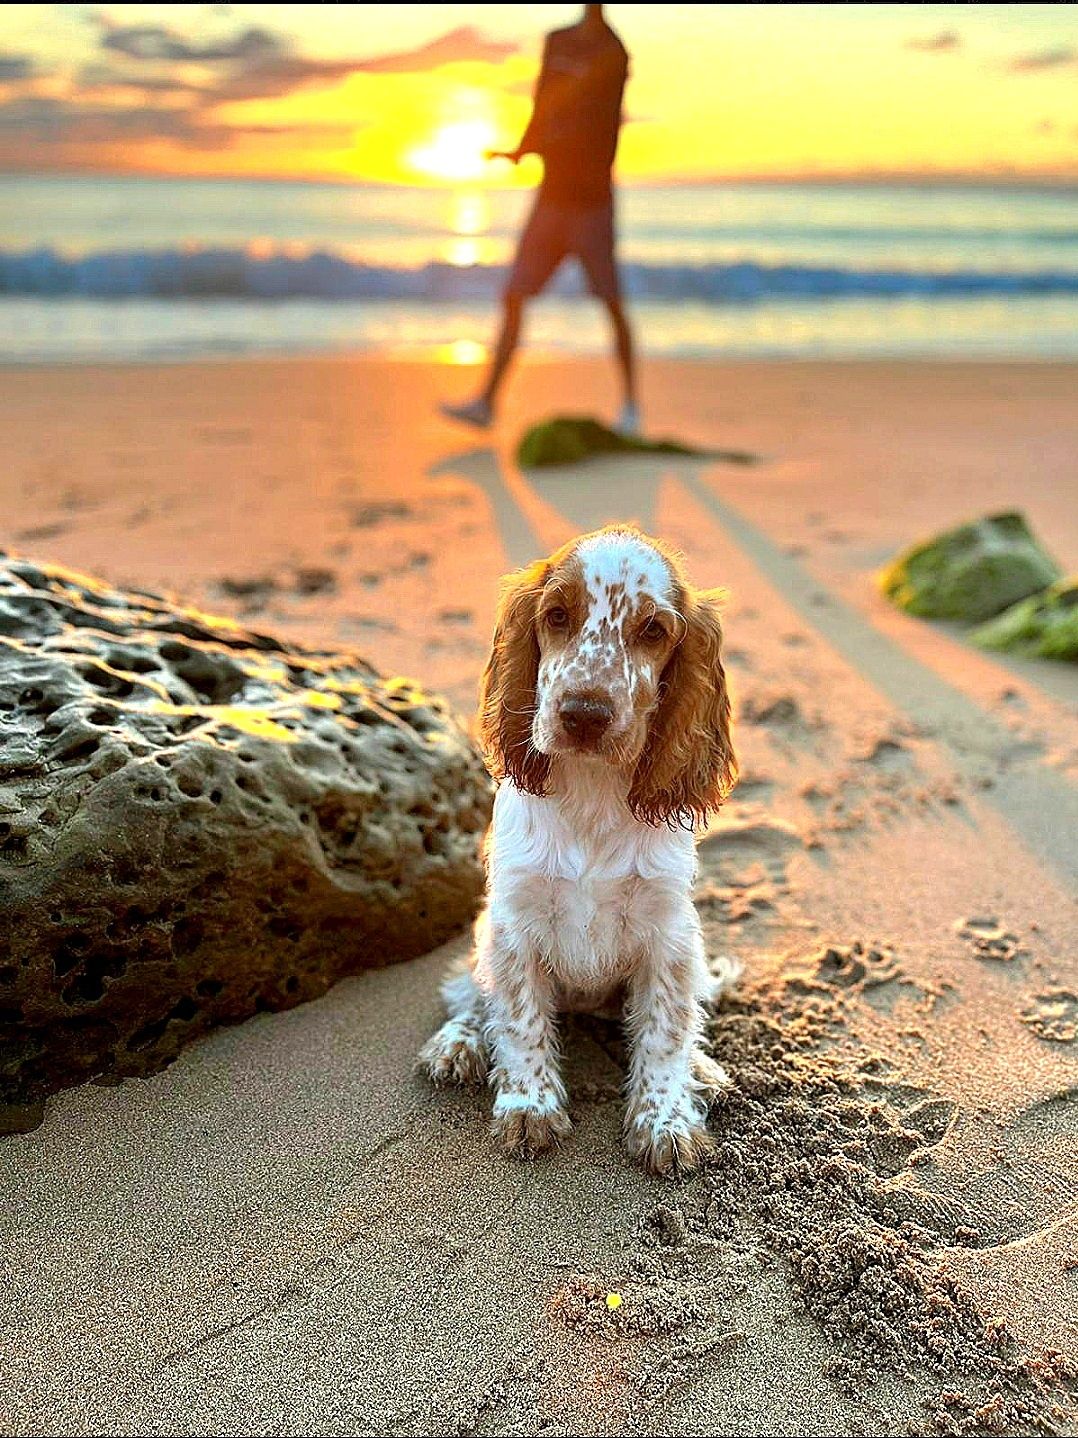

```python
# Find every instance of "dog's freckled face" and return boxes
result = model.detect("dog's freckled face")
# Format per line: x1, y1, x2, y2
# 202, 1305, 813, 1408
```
531, 541, 679, 769
419, 526, 739, 1177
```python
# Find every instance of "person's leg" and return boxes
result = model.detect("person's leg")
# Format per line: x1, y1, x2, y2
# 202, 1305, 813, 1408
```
576, 201, 640, 434
481, 293, 525, 408
441, 198, 563, 430
604, 297, 638, 422
440, 293, 525, 430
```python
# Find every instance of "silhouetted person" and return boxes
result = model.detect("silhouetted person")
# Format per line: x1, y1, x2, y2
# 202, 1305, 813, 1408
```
442, 5, 639, 434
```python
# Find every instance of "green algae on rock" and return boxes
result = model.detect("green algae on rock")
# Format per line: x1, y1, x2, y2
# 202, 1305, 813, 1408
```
971, 577, 1078, 662
516, 415, 758, 469
877, 512, 1061, 624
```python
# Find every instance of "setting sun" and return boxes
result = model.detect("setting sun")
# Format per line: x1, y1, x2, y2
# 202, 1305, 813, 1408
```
406, 117, 500, 184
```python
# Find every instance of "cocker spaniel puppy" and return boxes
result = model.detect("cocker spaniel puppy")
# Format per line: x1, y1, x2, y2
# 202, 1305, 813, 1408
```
420, 525, 738, 1175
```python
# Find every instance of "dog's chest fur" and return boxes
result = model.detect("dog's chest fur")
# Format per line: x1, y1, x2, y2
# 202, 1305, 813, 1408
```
489, 769, 696, 1001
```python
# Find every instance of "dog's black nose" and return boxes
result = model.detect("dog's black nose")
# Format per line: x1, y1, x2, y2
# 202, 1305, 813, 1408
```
559, 694, 614, 745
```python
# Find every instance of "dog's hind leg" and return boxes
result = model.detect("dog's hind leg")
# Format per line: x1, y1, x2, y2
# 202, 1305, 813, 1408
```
418, 951, 489, 1087
691, 1048, 733, 1108
689, 953, 741, 1108
702, 952, 743, 1006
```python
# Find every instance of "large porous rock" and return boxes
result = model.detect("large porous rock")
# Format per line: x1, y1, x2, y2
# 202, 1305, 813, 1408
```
878, 511, 1061, 623
971, 577, 1078, 662
0, 557, 492, 1132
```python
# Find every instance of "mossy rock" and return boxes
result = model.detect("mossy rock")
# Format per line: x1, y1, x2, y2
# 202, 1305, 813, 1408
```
971, 578, 1078, 662
878, 512, 1061, 623
0, 556, 492, 1131
516, 415, 758, 469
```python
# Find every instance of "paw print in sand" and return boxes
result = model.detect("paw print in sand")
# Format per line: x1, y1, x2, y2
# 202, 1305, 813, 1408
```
954, 916, 1027, 963
1019, 989, 1077, 1044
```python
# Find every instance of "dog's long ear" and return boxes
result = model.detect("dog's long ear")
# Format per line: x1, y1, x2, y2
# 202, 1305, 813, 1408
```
478, 559, 551, 796
627, 586, 736, 828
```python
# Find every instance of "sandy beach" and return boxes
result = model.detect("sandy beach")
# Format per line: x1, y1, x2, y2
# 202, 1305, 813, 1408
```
1, 355, 1076, 1436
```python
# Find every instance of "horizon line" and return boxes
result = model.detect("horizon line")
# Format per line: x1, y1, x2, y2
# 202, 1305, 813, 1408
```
2, 165, 1077, 194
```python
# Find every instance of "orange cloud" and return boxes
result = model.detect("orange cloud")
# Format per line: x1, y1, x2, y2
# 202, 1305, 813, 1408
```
0, 93, 353, 151
85, 17, 521, 105
347, 26, 519, 74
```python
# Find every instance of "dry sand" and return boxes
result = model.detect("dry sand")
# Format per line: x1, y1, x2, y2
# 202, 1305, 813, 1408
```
0, 356, 1076, 1436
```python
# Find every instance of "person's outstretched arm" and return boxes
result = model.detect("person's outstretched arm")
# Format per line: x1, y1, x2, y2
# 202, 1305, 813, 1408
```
488, 37, 554, 163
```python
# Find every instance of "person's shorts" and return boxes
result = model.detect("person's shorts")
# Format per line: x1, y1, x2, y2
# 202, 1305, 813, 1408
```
504, 196, 621, 302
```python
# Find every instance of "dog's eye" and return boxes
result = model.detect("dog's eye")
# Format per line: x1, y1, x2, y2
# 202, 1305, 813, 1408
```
545, 605, 570, 630
640, 618, 667, 643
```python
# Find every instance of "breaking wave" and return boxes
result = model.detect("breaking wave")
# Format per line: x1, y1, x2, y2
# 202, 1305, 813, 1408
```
3, 245, 1078, 304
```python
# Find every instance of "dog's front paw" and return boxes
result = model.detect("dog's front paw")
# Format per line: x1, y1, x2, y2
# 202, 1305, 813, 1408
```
625, 1115, 715, 1177
692, 1049, 733, 1108
491, 1097, 571, 1159
625, 1083, 715, 1177
418, 1023, 487, 1086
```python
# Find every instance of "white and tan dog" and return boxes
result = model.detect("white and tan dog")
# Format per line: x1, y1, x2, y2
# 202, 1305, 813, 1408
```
419, 525, 738, 1175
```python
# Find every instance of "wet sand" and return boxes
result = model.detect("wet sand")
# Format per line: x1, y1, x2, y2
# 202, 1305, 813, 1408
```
0, 356, 1075, 1435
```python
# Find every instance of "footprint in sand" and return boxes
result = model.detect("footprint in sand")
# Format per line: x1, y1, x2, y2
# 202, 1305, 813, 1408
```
730, 770, 774, 800
697, 867, 777, 925
854, 735, 913, 772
217, 574, 278, 613
1019, 989, 1078, 1044
879, 1084, 1077, 1249
696, 817, 805, 927
861, 1075, 959, 1139
869, 1093, 959, 1177
740, 693, 807, 729
815, 941, 902, 990
15, 521, 68, 543
954, 916, 1028, 963
350, 501, 413, 527
783, 941, 932, 1021
343, 615, 398, 634
292, 567, 337, 597
699, 816, 804, 882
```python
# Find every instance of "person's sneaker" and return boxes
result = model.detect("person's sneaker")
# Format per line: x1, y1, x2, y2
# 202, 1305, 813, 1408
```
615, 401, 641, 438
440, 397, 493, 430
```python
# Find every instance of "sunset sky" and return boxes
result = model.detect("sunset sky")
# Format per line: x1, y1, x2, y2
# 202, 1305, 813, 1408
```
0, 3, 1076, 185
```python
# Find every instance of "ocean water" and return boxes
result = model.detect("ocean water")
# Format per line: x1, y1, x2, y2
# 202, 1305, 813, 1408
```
2, 175, 1077, 363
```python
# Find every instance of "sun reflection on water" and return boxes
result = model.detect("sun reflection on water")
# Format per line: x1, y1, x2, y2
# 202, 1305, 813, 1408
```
451, 191, 489, 237
445, 190, 493, 268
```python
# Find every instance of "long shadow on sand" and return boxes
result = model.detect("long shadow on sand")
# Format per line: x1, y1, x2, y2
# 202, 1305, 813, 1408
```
427, 446, 546, 570
682, 470, 1078, 891
427, 444, 673, 569
429, 443, 1077, 889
